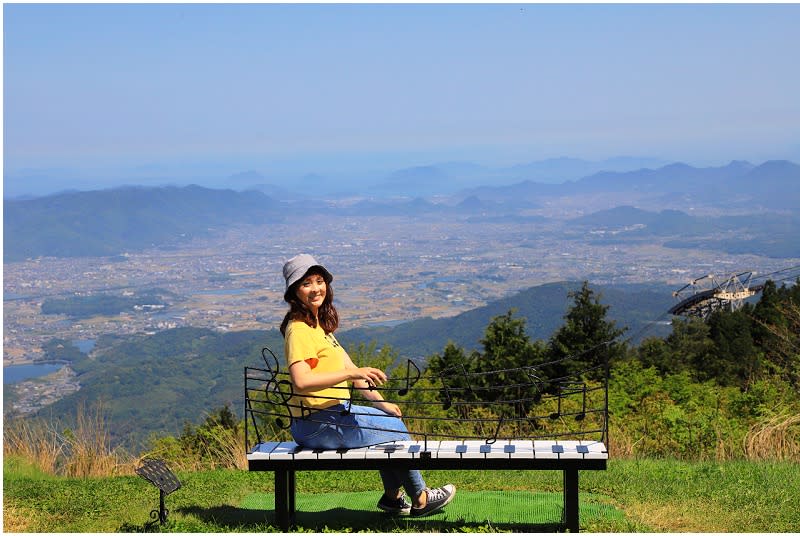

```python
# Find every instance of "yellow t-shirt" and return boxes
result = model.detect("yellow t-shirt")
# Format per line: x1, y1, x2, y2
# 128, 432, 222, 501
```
284, 320, 349, 418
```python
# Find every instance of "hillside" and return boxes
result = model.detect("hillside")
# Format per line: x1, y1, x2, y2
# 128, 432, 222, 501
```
344, 281, 674, 356
3, 185, 283, 261
568, 205, 800, 258
40, 328, 285, 449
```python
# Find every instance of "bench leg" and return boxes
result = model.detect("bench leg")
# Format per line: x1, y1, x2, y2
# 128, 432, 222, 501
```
563, 468, 580, 532
288, 469, 296, 525
275, 469, 296, 531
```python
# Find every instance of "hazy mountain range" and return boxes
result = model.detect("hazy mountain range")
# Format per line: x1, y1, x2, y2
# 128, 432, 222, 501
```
4, 159, 799, 262
361, 156, 670, 196
5, 155, 669, 199
458, 160, 800, 210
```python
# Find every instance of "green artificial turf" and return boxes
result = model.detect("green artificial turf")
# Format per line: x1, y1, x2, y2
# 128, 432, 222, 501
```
241, 490, 624, 531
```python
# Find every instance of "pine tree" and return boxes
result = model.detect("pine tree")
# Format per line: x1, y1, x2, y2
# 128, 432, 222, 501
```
662, 316, 715, 375
705, 309, 760, 387
547, 281, 627, 381
425, 341, 475, 412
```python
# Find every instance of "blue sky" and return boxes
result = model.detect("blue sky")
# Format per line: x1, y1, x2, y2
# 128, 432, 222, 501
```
4, 3, 800, 194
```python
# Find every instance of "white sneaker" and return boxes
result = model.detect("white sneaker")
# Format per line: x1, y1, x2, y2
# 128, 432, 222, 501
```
410, 484, 456, 517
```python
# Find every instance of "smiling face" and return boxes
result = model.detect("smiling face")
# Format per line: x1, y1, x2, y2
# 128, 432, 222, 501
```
295, 271, 327, 316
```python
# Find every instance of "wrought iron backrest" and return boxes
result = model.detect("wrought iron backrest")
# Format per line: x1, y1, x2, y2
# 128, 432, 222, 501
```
245, 344, 610, 452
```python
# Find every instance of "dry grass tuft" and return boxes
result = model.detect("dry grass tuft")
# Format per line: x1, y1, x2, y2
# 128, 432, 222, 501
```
217, 428, 249, 470
60, 403, 135, 477
3, 402, 136, 477
3, 417, 64, 475
607, 423, 636, 458
744, 412, 800, 461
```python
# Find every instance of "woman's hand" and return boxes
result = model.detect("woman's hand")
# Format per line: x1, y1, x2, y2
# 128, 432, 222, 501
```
349, 366, 388, 388
374, 400, 403, 417
289, 360, 383, 393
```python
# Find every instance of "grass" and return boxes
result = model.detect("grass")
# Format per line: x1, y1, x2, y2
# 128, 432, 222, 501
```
584, 458, 800, 532
238, 489, 625, 533
4, 455, 800, 533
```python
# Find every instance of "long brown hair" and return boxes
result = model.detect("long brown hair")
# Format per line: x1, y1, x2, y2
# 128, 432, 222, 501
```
279, 268, 339, 336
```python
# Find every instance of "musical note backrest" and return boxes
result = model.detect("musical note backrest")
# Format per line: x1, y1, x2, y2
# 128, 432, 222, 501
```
246, 346, 609, 449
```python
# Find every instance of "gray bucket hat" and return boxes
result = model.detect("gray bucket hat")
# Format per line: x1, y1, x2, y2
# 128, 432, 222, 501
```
282, 254, 333, 299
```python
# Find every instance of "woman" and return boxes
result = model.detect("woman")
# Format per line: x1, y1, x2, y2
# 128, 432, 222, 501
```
280, 253, 455, 517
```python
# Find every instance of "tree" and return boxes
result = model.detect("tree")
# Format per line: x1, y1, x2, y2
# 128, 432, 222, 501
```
705, 309, 760, 387
547, 281, 627, 381
750, 280, 785, 352
752, 279, 800, 387
476, 310, 534, 374
663, 316, 715, 376
763, 300, 800, 387
472, 310, 547, 415
425, 341, 476, 415
428, 311, 548, 416
636, 336, 673, 374
426, 341, 471, 378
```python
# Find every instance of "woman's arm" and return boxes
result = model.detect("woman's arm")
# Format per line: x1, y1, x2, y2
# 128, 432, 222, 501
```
342, 350, 403, 417
288, 358, 388, 392
342, 350, 380, 397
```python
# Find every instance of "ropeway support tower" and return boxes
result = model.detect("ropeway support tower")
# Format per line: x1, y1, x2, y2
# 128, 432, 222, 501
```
669, 271, 764, 319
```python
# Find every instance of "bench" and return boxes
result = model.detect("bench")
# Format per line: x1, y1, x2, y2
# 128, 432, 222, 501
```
245, 348, 610, 532
247, 438, 608, 531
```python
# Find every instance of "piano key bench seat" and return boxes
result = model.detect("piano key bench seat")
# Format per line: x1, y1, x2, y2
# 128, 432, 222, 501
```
247, 438, 608, 532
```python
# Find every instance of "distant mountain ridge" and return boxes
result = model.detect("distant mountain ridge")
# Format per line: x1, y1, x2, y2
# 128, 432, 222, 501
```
460, 160, 799, 210
574, 160, 756, 193
3, 185, 283, 261
370, 156, 670, 196
572, 206, 704, 234
5, 160, 799, 261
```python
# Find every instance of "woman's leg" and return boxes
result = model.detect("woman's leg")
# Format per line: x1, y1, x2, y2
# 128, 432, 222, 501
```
290, 404, 453, 513
290, 404, 428, 498
346, 405, 427, 498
